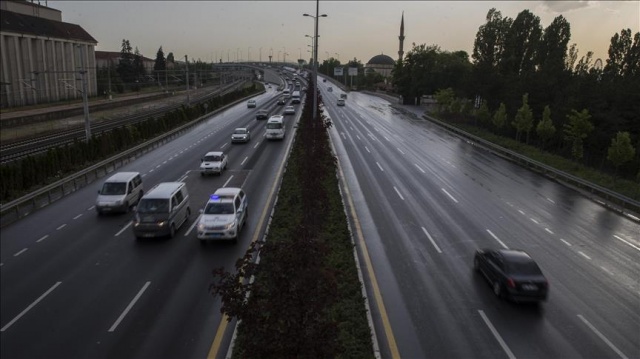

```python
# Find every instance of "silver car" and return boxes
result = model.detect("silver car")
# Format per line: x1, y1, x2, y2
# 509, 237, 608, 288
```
231, 128, 251, 143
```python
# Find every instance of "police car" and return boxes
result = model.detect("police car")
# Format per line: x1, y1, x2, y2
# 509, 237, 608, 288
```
197, 187, 248, 243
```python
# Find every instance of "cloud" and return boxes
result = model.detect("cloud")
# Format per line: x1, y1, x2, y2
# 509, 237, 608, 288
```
541, 0, 593, 13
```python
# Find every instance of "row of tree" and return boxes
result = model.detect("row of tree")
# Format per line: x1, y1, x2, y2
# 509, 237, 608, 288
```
392, 8, 639, 181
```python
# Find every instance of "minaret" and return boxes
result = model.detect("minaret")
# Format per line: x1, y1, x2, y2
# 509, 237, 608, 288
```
398, 12, 405, 61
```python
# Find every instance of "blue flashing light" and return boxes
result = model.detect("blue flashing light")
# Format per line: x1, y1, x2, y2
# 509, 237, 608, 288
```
209, 194, 220, 200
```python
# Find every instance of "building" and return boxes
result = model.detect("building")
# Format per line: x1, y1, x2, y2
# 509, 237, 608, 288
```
95, 51, 156, 75
365, 54, 395, 78
0, 0, 98, 108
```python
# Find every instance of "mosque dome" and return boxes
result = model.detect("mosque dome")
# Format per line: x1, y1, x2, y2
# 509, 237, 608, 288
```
367, 54, 395, 66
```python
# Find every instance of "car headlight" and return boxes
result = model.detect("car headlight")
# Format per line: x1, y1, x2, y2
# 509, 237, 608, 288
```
197, 223, 205, 231
225, 221, 237, 230
157, 221, 166, 227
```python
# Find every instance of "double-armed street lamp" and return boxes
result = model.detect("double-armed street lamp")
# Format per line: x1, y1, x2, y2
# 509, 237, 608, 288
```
303, 6, 327, 121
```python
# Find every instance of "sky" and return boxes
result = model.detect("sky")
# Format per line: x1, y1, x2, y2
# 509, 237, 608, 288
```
47, 1, 639, 65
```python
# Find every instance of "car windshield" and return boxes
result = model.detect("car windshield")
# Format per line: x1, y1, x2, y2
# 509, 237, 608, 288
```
204, 155, 221, 162
506, 260, 542, 275
267, 123, 282, 129
137, 199, 169, 214
234, 129, 247, 134
101, 182, 126, 195
204, 202, 235, 215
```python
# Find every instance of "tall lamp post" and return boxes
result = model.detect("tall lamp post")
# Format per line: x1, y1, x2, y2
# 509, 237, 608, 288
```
304, 6, 327, 121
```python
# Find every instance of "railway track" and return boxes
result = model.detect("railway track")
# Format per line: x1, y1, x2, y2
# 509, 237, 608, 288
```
0, 81, 245, 164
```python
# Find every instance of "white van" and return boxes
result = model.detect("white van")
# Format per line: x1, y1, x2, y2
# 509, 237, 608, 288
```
291, 90, 301, 104
96, 172, 143, 214
133, 182, 191, 239
265, 115, 285, 140
283, 88, 291, 98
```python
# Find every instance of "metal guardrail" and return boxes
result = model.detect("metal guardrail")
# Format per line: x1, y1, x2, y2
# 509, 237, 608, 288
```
0, 89, 263, 228
421, 113, 640, 218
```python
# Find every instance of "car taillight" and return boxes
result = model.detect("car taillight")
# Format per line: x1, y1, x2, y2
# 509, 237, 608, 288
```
507, 278, 516, 288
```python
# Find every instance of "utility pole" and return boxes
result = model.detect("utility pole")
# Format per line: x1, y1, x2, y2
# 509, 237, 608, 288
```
185, 55, 190, 106
79, 45, 91, 141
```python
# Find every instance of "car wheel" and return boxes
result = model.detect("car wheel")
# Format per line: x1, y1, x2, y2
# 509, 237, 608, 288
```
493, 282, 503, 298
169, 224, 176, 238
200, 172, 204, 176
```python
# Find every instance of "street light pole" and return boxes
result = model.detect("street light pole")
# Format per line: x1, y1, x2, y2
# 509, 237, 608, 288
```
304, 3, 327, 121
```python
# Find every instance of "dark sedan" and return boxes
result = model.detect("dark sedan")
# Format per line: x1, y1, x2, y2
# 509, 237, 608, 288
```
474, 249, 548, 302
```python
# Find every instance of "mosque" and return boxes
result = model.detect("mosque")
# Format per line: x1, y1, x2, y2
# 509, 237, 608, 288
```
364, 12, 405, 86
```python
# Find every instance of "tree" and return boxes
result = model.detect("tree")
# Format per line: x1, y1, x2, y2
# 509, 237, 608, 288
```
434, 88, 455, 113
563, 109, 593, 162
475, 101, 492, 127
500, 10, 542, 77
154, 46, 166, 73
607, 131, 636, 176
492, 102, 507, 131
512, 93, 534, 143
132, 47, 146, 82
117, 39, 134, 84
536, 105, 556, 150
603, 29, 640, 80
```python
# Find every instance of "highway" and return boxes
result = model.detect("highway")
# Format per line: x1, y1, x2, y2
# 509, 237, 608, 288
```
322, 81, 640, 359
0, 72, 301, 359
2, 70, 638, 359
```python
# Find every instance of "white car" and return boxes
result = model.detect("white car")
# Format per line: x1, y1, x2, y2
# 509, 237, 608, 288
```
200, 151, 227, 176
247, 99, 256, 108
284, 106, 295, 115
197, 187, 248, 242
231, 128, 250, 143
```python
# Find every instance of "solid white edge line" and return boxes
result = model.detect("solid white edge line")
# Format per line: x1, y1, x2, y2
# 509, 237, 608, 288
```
613, 234, 640, 252
486, 229, 509, 249
478, 310, 516, 359
115, 221, 133, 237
422, 227, 442, 254
1, 282, 62, 332
577, 314, 629, 359
108, 281, 151, 332
441, 188, 458, 203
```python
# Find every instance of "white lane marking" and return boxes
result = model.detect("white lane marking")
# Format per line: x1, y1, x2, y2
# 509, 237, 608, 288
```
546, 197, 555, 204
544, 228, 554, 235
185, 214, 202, 236
577, 315, 629, 359
108, 281, 151, 332
178, 173, 189, 182
87, 206, 95, 211
223, 175, 234, 187
530, 218, 539, 224
518, 210, 525, 215
73, 214, 83, 220
1, 282, 62, 332
487, 230, 509, 249
56, 224, 66, 230
414, 164, 426, 174
36, 235, 49, 243
356, 134, 361, 140
241, 157, 248, 166
221, 143, 229, 149
141, 173, 147, 177
441, 188, 458, 203
341, 132, 347, 140
560, 238, 572, 246
396, 147, 405, 155
156, 165, 161, 169
478, 310, 516, 359
253, 142, 260, 149
149, 169, 154, 173
162, 161, 167, 164
13, 248, 28, 257
376, 162, 384, 172
578, 251, 591, 260
422, 227, 442, 254
614, 234, 640, 252
393, 186, 404, 201
600, 266, 614, 276
384, 136, 390, 142
115, 221, 133, 237
365, 146, 371, 153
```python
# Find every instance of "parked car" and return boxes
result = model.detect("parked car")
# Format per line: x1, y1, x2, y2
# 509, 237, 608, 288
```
284, 106, 295, 115
231, 128, 250, 143
247, 99, 256, 108
474, 248, 549, 302
256, 109, 269, 119
200, 151, 227, 175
